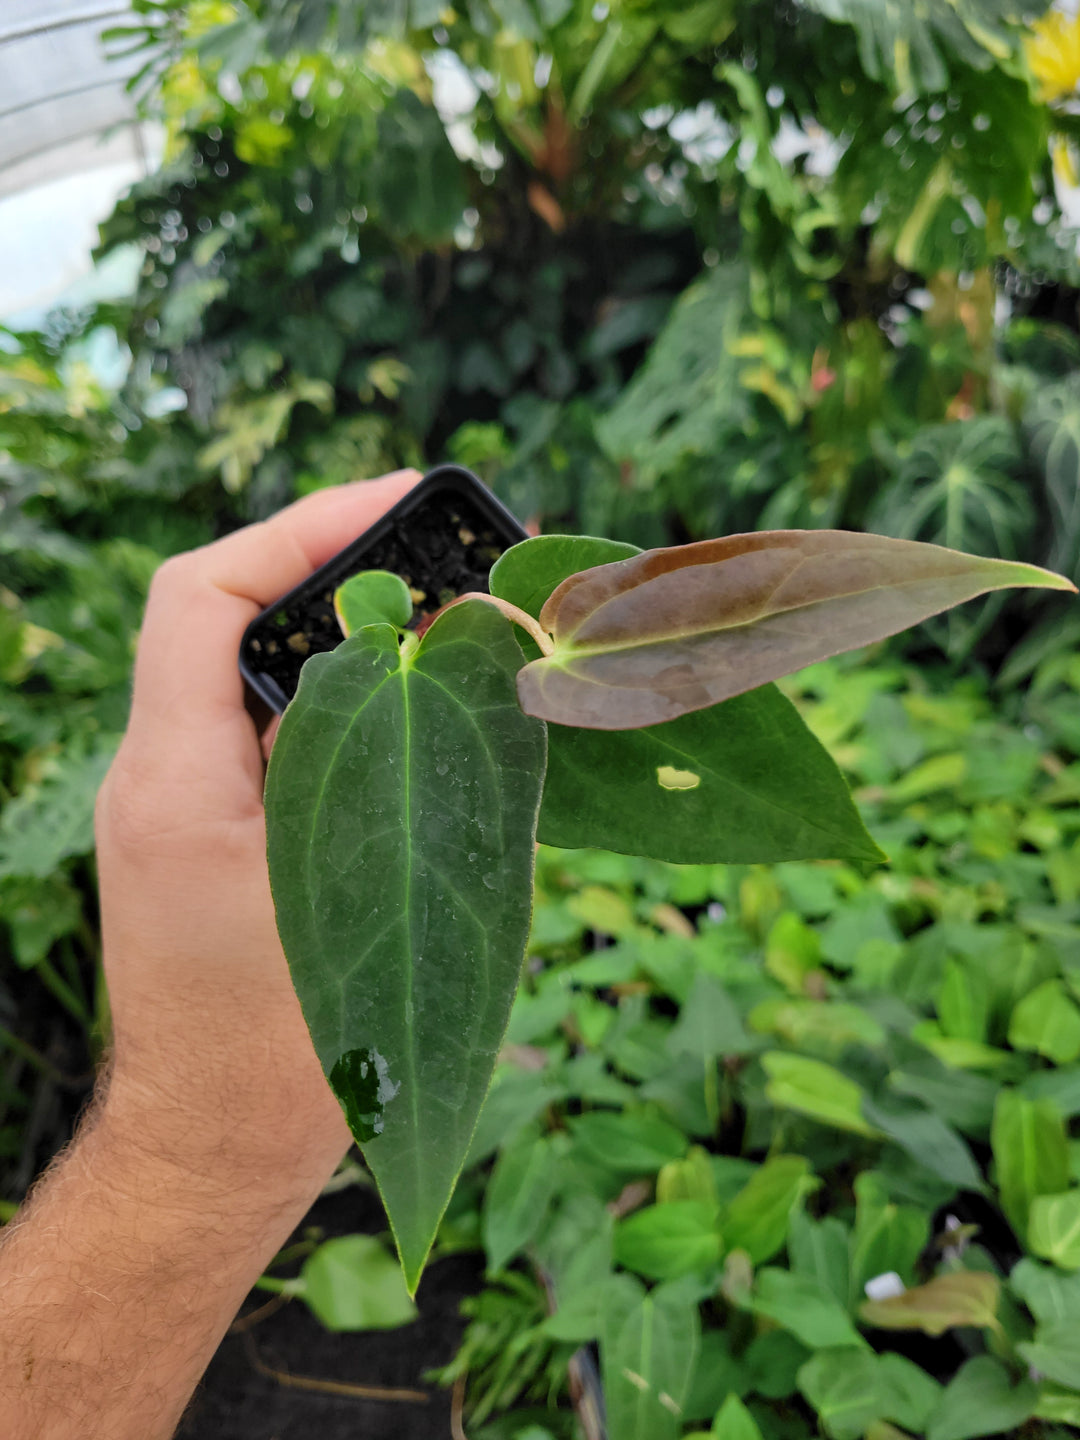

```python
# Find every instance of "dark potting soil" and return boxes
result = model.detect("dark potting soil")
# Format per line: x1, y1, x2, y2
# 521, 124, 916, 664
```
240, 477, 527, 711
176, 1183, 484, 1440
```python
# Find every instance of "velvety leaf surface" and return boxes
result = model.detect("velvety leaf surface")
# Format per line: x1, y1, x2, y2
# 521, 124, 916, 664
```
265, 602, 546, 1291
518, 531, 1074, 729
537, 686, 883, 862
489, 533, 641, 623
491, 534, 882, 863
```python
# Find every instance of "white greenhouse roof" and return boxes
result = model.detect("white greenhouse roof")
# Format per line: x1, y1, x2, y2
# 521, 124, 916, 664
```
0, 2, 152, 201
0, 3, 164, 319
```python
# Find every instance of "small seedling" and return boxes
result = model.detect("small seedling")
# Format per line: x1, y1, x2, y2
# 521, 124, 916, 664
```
264, 528, 1073, 1291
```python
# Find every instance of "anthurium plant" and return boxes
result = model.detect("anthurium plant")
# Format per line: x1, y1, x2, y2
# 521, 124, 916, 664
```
264, 530, 1073, 1292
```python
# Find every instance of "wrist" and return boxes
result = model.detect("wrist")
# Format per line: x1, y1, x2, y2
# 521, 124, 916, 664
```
92, 1069, 346, 1227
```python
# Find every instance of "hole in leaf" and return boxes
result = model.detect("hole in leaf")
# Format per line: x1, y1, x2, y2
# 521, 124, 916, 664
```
330, 1047, 399, 1141
656, 765, 701, 791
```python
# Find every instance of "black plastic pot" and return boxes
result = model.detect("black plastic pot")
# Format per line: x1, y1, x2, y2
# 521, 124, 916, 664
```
240, 464, 528, 713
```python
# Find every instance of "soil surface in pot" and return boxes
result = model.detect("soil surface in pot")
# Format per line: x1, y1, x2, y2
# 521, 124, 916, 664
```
177, 1184, 484, 1440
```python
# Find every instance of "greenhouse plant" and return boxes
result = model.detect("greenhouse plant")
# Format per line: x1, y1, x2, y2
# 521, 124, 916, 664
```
8, 1, 1080, 1438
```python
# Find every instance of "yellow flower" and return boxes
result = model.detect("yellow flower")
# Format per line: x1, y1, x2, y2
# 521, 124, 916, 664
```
1025, 9, 1080, 103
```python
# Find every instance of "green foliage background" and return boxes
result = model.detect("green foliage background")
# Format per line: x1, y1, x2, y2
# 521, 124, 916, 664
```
6, 0, 1080, 1435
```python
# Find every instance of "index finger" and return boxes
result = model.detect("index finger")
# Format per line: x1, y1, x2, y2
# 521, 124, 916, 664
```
126, 470, 421, 753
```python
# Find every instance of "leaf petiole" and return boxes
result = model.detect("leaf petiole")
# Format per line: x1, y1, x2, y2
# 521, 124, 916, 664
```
442, 592, 556, 656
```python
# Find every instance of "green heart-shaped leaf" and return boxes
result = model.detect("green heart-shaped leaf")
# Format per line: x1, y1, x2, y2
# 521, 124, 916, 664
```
333, 569, 413, 637
265, 601, 546, 1292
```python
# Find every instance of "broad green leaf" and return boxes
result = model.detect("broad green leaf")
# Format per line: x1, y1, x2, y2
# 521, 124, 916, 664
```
482, 1131, 562, 1274
1019, 1322, 1080, 1388
465, 1063, 568, 1166
1008, 978, 1080, 1065
748, 1268, 866, 1350
762, 1051, 882, 1137
1010, 1258, 1080, 1324
493, 536, 882, 863
991, 1090, 1070, 1241
1029, 1189, 1080, 1271
600, 1275, 701, 1440
927, 1356, 1038, 1440
722, 1155, 816, 1265
683, 1330, 746, 1421
743, 1329, 809, 1400
667, 973, 757, 1059
265, 603, 546, 1292
333, 570, 412, 637
798, 1349, 941, 1440
567, 1108, 687, 1172
537, 685, 882, 862
614, 1201, 722, 1281
0, 737, 119, 880
490, 533, 641, 622
710, 1394, 764, 1440
517, 532, 1072, 730
859, 1271, 1000, 1336
788, 1209, 851, 1306
295, 1235, 418, 1331
861, 1097, 986, 1193
849, 1172, 929, 1304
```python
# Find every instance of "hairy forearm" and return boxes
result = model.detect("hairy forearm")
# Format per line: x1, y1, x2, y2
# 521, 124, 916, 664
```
0, 1092, 328, 1440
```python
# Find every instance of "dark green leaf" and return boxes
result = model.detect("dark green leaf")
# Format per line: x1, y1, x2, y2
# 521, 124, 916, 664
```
538, 685, 884, 863
798, 1349, 941, 1440
568, 1109, 688, 1173
667, 973, 757, 1059
601, 1275, 701, 1440
926, 1356, 1038, 1440
265, 603, 546, 1291
788, 1209, 851, 1306
748, 1269, 866, 1350
483, 1131, 563, 1274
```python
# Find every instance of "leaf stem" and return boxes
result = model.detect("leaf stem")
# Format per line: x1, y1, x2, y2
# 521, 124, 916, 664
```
444, 593, 556, 656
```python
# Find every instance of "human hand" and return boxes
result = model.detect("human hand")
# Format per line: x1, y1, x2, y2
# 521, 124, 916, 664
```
94, 470, 421, 1208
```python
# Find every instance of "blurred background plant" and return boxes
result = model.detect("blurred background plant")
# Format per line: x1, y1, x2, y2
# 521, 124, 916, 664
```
6, 1, 1080, 1435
